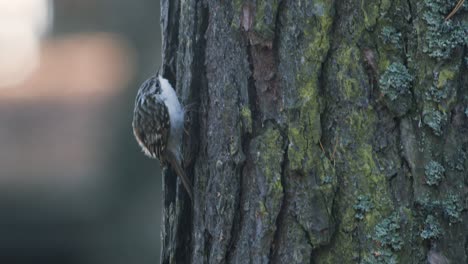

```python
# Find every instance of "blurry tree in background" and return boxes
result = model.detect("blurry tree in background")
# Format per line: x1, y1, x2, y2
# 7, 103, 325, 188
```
0, 1, 164, 263
160, 0, 467, 263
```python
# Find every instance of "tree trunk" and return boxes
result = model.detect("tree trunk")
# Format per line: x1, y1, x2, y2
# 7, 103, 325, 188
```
159, 0, 467, 263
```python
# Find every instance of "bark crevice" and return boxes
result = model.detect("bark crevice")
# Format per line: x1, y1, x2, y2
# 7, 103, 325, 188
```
269, 137, 289, 264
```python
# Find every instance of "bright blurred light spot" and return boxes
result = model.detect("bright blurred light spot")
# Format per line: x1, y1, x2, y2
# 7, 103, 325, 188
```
0, 33, 135, 187
0, 0, 53, 36
0, 0, 53, 87
0, 27, 39, 87
0, 33, 135, 100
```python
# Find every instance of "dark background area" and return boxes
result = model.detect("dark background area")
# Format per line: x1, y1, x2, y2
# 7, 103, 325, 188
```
0, 1, 164, 263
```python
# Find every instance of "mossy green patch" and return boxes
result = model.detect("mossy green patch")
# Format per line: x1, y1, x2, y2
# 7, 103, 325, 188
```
360, 0, 380, 29
287, 1, 333, 173
240, 106, 252, 134
335, 47, 364, 101
314, 89, 391, 264
317, 154, 337, 191
340, 110, 393, 251
252, 126, 284, 198
231, 0, 244, 30
233, 0, 243, 13
287, 99, 321, 172
253, 0, 279, 40
421, 67, 458, 110
346, 109, 376, 141
303, 14, 333, 65
313, 230, 357, 264
257, 200, 268, 217
320, 138, 391, 262
436, 69, 456, 89
344, 143, 393, 232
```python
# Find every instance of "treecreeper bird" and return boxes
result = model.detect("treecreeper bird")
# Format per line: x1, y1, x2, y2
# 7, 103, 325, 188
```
132, 74, 193, 200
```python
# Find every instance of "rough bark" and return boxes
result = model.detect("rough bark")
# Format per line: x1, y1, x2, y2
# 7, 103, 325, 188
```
159, 0, 467, 263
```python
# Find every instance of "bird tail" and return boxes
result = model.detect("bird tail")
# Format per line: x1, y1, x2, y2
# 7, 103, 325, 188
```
166, 151, 193, 200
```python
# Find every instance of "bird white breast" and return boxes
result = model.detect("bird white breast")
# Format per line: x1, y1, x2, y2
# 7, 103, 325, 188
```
158, 75, 184, 158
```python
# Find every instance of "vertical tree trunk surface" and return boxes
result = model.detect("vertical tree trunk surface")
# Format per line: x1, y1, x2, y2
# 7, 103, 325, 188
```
159, 0, 467, 263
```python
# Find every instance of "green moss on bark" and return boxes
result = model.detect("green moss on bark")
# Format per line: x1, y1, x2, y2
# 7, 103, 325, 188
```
240, 106, 253, 134
253, 0, 279, 39
287, 0, 333, 173
252, 126, 284, 201
336, 47, 366, 100
316, 107, 394, 262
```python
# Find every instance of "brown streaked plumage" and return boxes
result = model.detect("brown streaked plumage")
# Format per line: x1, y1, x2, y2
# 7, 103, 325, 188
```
132, 75, 193, 200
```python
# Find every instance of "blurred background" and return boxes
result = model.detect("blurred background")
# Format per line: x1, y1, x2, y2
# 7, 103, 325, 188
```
0, 0, 163, 263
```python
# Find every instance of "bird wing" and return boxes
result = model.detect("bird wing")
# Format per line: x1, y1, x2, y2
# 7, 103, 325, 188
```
147, 97, 170, 160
